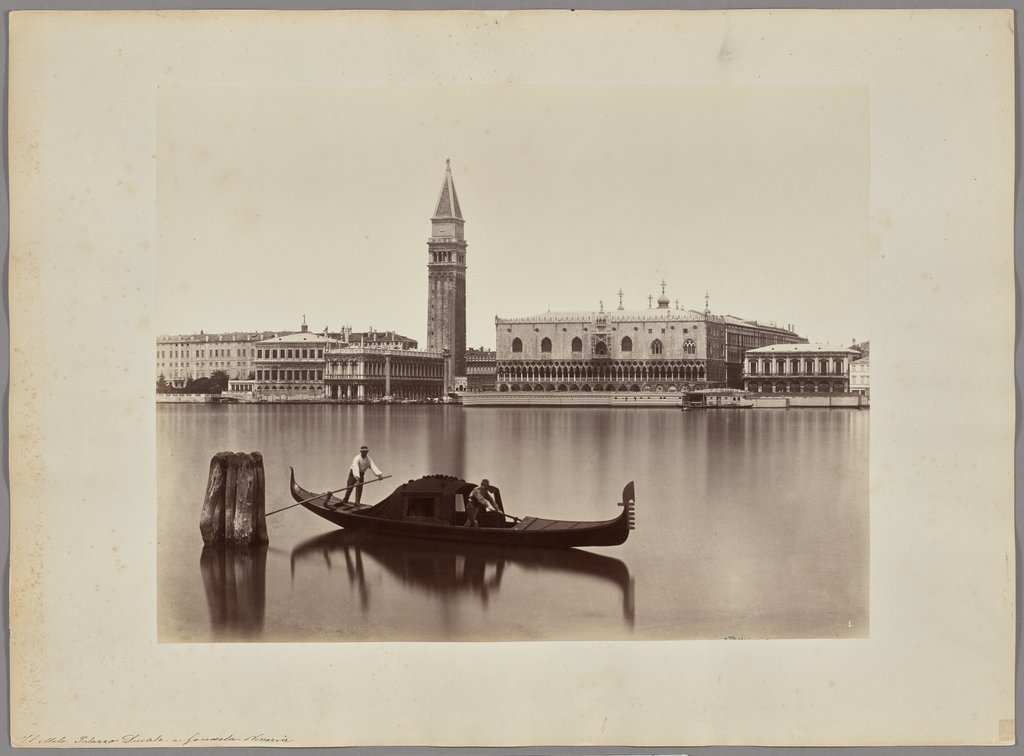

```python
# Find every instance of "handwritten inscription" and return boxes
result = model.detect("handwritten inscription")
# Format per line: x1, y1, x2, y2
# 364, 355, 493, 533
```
21, 733, 294, 746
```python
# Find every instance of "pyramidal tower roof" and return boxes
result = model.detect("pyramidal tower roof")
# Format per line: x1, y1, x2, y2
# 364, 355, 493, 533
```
432, 158, 463, 220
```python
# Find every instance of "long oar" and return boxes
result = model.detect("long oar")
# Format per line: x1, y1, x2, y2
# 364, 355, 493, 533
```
266, 475, 393, 517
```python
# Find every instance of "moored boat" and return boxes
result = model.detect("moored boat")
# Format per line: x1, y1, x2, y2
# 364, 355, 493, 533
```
682, 387, 755, 409
289, 469, 635, 548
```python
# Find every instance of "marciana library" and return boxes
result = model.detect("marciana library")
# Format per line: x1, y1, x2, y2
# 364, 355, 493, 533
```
156, 161, 870, 404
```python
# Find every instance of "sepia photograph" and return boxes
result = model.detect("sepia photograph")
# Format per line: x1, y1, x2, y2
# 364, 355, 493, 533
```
155, 84, 869, 642
8, 9, 1014, 747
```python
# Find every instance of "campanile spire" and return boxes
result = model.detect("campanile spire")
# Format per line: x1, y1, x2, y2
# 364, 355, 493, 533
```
426, 160, 468, 391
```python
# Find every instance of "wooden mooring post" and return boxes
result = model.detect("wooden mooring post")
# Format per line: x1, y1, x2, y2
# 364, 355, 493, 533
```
200, 451, 269, 546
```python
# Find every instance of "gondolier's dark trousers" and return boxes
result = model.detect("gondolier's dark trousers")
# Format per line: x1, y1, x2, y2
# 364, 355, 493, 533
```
342, 471, 364, 503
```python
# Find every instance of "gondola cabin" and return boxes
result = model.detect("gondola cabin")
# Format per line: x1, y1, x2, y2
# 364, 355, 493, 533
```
374, 475, 509, 528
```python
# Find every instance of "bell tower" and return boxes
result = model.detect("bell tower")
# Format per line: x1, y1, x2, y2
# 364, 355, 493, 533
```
426, 159, 467, 390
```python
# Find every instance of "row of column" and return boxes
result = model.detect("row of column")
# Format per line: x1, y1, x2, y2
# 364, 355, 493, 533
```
747, 357, 848, 376
497, 360, 707, 386
329, 380, 442, 400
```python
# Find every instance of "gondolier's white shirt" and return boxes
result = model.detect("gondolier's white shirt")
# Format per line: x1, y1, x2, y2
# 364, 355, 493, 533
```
350, 454, 383, 479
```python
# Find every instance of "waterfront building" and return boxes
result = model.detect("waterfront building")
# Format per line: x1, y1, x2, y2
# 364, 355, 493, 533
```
251, 320, 340, 400
156, 330, 284, 388
347, 329, 418, 350
465, 348, 497, 392
324, 344, 445, 401
743, 343, 858, 394
495, 285, 805, 393
426, 159, 468, 391
850, 355, 870, 398
720, 315, 805, 386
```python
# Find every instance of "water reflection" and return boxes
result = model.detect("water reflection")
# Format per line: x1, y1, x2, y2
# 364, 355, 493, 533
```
199, 544, 268, 639
162, 406, 867, 641
290, 531, 635, 628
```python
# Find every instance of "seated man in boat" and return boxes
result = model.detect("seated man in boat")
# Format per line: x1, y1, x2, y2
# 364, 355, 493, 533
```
465, 478, 502, 527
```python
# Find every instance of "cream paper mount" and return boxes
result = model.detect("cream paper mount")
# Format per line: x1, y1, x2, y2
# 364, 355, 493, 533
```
8, 9, 1015, 747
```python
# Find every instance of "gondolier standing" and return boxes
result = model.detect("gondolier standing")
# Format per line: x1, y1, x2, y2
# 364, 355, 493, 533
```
341, 445, 385, 505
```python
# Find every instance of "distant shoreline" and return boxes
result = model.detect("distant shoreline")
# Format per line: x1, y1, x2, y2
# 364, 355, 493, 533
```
156, 392, 868, 409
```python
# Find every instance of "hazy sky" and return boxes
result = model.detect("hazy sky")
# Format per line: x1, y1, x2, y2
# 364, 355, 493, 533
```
157, 84, 868, 348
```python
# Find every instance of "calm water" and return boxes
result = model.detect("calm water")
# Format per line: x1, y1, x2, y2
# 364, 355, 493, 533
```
157, 404, 868, 642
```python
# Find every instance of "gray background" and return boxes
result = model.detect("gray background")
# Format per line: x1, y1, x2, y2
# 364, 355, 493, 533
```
0, 1, 1019, 754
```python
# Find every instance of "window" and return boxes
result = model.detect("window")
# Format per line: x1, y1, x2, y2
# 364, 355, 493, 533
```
317, 349, 323, 358
683, 339, 696, 355
621, 337, 633, 352
571, 337, 583, 352
651, 339, 663, 355
405, 497, 437, 518
595, 341, 608, 356
541, 337, 552, 353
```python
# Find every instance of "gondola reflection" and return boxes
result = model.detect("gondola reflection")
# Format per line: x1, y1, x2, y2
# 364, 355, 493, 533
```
199, 543, 268, 638
290, 531, 635, 627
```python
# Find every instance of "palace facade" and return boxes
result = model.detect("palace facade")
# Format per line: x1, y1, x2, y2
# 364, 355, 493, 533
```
465, 348, 497, 392
324, 345, 445, 401
495, 288, 805, 393
250, 321, 339, 399
742, 344, 858, 394
156, 330, 284, 388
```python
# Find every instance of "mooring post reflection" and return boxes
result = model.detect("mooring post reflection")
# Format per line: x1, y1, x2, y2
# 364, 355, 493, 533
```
199, 543, 268, 639
290, 531, 635, 632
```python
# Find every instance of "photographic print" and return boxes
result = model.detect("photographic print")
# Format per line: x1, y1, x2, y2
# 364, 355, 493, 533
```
155, 84, 869, 643
9, 9, 1014, 747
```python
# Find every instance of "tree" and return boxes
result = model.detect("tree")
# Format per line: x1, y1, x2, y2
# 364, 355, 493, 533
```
210, 370, 230, 394
156, 374, 169, 394
187, 376, 214, 394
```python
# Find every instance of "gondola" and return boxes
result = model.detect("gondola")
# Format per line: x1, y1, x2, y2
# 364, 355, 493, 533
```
289, 469, 635, 548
